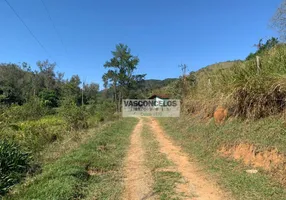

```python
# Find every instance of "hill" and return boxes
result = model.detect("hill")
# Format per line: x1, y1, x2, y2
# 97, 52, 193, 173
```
198, 60, 241, 72
99, 78, 178, 99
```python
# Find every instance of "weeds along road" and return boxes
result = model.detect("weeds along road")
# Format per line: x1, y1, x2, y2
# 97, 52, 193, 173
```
6, 117, 229, 200
123, 117, 228, 200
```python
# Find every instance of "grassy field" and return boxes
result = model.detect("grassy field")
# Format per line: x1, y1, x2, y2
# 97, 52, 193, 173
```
158, 117, 286, 200
5, 118, 138, 200
141, 119, 182, 199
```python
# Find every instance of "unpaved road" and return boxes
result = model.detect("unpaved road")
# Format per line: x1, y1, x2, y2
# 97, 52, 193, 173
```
149, 118, 226, 200
122, 118, 154, 200
123, 117, 227, 200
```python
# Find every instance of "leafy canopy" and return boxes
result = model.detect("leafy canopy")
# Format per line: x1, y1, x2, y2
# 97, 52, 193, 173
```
102, 44, 146, 100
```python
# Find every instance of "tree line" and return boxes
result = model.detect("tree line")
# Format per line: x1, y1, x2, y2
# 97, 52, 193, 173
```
0, 60, 99, 108
1, 43, 170, 112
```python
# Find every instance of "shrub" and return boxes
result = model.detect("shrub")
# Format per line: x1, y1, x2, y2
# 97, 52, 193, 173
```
95, 100, 117, 122
0, 140, 31, 195
16, 121, 63, 153
39, 89, 59, 108
59, 99, 88, 130
3, 97, 49, 122
0, 116, 66, 153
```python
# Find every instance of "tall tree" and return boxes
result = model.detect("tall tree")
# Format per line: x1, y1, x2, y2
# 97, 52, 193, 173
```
0, 63, 33, 105
102, 44, 145, 112
272, 0, 286, 40
83, 82, 99, 104
61, 75, 82, 104
36, 60, 57, 90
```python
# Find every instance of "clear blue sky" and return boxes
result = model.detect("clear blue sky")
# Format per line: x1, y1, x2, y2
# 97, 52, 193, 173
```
0, 0, 282, 88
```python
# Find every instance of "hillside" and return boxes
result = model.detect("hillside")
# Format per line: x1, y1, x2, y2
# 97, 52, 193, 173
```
143, 78, 178, 89
149, 43, 286, 199
199, 60, 240, 71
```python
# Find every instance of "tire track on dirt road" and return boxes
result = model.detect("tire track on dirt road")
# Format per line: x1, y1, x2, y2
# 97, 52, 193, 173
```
148, 117, 228, 200
122, 118, 154, 200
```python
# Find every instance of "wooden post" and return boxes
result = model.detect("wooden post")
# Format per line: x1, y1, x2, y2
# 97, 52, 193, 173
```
179, 64, 187, 99
256, 56, 260, 74
81, 81, 84, 106
118, 91, 121, 113
208, 78, 211, 88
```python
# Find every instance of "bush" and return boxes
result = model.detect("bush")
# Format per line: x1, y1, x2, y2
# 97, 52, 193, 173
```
59, 99, 88, 130
16, 121, 63, 152
0, 140, 31, 195
39, 89, 59, 108
94, 100, 117, 122
3, 97, 49, 122
0, 116, 66, 153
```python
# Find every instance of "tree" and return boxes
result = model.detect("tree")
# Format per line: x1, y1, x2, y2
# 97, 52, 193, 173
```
0, 60, 101, 109
246, 37, 279, 60
272, 0, 286, 40
39, 89, 58, 107
83, 83, 99, 104
103, 70, 118, 104
61, 75, 82, 105
34, 60, 64, 107
0, 63, 33, 105
102, 44, 145, 112
36, 60, 57, 90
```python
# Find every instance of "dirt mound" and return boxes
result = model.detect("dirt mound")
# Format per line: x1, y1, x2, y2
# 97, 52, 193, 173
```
214, 106, 228, 124
219, 143, 286, 171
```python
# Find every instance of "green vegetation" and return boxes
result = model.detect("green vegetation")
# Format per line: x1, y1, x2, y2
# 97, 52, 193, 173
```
101, 78, 178, 100
59, 100, 89, 130
5, 118, 138, 200
160, 42, 286, 119
0, 44, 148, 197
158, 117, 286, 200
102, 43, 146, 111
272, 0, 286, 41
0, 60, 99, 107
150, 38, 286, 198
152, 30, 286, 198
141, 120, 182, 199
2, 3, 286, 197
246, 37, 279, 60
0, 140, 31, 195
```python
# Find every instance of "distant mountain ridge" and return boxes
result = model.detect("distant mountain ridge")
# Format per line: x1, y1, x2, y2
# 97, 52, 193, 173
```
99, 78, 178, 99
142, 78, 178, 89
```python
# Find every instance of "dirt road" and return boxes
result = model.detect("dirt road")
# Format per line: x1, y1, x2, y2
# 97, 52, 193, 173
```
122, 118, 154, 200
123, 117, 228, 200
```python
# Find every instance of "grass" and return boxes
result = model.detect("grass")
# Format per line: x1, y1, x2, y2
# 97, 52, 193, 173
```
162, 45, 286, 120
158, 117, 286, 200
38, 121, 113, 165
141, 118, 182, 200
5, 118, 138, 200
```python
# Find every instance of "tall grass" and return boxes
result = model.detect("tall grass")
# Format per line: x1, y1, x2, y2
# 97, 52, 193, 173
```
0, 140, 31, 196
183, 45, 286, 119
0, 97, 117, 197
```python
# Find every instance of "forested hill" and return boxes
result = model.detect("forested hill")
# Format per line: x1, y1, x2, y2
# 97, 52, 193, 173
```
100, 78, 178, 99
142, 78, 178, 89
